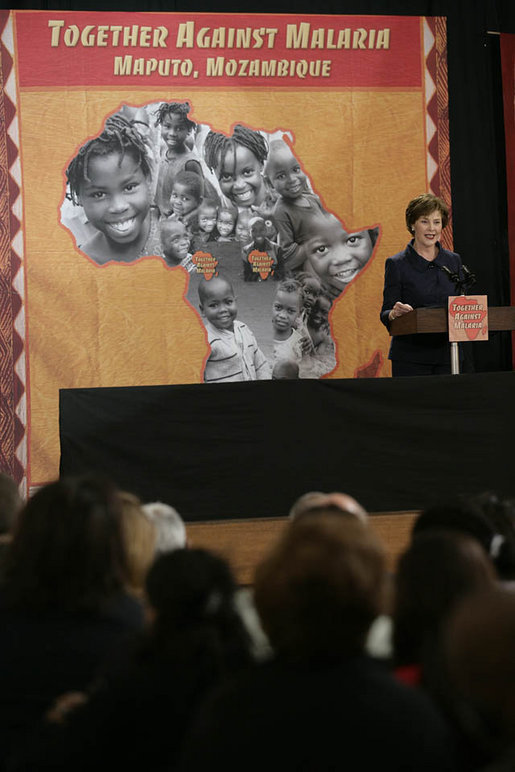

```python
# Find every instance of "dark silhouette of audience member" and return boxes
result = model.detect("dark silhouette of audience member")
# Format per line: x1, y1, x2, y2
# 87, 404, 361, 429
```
289, 490, 395, 659
444, 588, 515, 771
0, 472, 22, 535
412, 496, 515, 581
179, 512, 457, 771
0, 471, 22, 570
13, 548, 256, 771
470, 492, 515, 582
0, 475, 144, 769
393, 531, 496, 688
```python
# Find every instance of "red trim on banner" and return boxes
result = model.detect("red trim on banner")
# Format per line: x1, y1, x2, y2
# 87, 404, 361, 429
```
500, 33, 515, 369
425, 16, 453, 250
15, 12, 422, 89
0, 11, 26, 484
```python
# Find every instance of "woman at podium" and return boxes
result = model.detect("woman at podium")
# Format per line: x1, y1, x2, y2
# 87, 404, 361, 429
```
380, 194, 464, 377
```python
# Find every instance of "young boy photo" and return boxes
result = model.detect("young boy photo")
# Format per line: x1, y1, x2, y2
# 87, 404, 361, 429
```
199, 275, 271, 383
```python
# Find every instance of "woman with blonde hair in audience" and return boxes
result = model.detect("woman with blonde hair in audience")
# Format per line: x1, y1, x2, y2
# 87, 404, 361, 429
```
118, 491, 157, 597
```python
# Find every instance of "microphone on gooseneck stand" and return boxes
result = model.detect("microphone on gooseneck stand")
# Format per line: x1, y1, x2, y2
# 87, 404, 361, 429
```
438, 264, 461, 289
438, 264, 454, 279
437, 263, 476, 294
462, 264, 477, 288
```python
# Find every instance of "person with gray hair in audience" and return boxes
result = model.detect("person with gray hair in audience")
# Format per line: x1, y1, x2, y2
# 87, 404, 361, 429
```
289, 489, 368, 523
142, 501, 270, 660
141, 501, 187, 554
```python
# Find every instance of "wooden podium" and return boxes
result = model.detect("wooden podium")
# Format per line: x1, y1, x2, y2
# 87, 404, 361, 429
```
390, 306, 515, 374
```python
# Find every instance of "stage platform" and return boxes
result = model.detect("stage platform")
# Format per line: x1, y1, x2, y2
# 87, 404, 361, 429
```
185, 511, 417, 585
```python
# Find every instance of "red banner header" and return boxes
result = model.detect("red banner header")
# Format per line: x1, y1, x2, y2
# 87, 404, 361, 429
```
14, 11, 424, 89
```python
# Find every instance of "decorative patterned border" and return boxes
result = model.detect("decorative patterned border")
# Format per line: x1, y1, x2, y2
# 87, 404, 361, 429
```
0, 11, 27, 494
424, 16, 453, 249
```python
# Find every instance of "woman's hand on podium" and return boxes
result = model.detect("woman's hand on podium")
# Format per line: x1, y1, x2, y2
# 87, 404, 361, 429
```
389, 302, 413, 322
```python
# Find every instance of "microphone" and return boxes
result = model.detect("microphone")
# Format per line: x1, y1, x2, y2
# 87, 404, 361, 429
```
438, 264, 460, 283
462, 264, 477, 286
437, 263, 476, 292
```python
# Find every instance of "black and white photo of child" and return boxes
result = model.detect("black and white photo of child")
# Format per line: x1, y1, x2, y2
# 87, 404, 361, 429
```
215, 203, 238, 242
265, 138, 326, 271
64, 114, 162, 265
191, 197, 219, 251
160, 218, 196, 273
270, 279, 305, 370
168, 170, 204, 231
242, 216, 281, 282
302, 215, 380, 301
153, 102, 204, 217
203, 125, 276, 212
198, 275, 271, 383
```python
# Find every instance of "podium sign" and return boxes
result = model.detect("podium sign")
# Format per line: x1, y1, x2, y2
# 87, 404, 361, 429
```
448, 295, 489, 342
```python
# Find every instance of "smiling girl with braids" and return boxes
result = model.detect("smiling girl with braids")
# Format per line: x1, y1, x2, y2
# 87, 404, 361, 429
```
203, 124, 275, 212
66, 114, 161, 265
153, 101, 204, 217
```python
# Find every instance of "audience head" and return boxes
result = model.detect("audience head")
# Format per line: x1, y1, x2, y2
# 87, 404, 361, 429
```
141, 501, 187, 554
289, 490, 368, 524
0, 472, 22, 535
469, 491, 515, 581
254, 511, 386, 662
413, 496, 511, 579
393, 531, 496, 671
444, 587, 515, 751
118, 491, 156, 596
2, 474, 130, 611
145, 548, 253, 670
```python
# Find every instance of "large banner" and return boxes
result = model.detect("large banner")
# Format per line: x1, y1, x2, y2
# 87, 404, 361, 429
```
0, 11, 451, 491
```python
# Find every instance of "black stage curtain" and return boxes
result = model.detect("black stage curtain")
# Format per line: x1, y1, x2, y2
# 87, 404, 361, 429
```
60, 373, 515, 520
